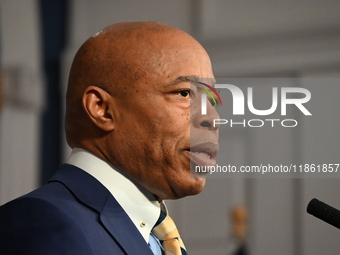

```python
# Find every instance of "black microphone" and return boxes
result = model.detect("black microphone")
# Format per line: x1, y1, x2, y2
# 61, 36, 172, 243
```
307, 198, 340, 229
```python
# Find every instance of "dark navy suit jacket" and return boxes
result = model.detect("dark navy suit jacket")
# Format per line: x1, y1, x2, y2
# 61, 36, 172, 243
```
0, 164, 154, 255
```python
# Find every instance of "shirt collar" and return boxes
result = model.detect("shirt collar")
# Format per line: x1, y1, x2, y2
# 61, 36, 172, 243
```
66, 148, 162, 243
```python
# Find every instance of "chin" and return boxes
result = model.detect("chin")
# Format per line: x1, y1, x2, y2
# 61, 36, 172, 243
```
167, 177, 206, 200
186, 177, 206, 195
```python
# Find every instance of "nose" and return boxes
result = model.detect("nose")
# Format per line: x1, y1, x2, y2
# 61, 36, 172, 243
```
191, 95, 220, 130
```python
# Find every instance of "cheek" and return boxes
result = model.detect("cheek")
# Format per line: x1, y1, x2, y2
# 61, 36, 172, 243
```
147, 106, 190, 141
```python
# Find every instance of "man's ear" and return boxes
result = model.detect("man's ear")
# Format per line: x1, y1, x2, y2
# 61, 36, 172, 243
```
82, 86, 115, 132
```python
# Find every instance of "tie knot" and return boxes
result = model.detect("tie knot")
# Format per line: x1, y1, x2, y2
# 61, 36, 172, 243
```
152, 215, 180, 240
152, 214, 187, 255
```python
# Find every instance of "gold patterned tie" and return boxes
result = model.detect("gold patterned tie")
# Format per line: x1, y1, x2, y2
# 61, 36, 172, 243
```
152, 214, 187, 255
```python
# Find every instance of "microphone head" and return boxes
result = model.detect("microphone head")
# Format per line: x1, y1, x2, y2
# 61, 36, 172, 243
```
307, 198, 340, 230
307, 198, 324, 215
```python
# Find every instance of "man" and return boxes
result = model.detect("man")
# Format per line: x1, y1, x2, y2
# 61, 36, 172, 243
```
0, 22, 219, 254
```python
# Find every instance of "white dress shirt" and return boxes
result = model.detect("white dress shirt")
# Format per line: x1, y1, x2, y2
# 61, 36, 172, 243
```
66, 148, 163, 248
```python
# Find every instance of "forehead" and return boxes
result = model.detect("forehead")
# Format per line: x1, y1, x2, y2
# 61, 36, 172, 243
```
157, 49, 214, 84
103, 28, 214, 93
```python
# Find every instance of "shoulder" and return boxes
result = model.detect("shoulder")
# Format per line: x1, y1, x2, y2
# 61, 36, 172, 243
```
0, 187, 95, 255
0, 167, 131, 255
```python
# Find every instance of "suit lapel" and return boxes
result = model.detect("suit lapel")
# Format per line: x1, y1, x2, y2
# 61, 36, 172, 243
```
49, 164, 154, 255
100, 195, 154, 255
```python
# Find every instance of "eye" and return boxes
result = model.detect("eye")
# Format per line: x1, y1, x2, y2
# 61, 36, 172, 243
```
178, 90, 191, 98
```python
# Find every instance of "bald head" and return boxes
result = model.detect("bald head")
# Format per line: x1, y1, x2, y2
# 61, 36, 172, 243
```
68, 22, 191, 91
66, 22, 205, 148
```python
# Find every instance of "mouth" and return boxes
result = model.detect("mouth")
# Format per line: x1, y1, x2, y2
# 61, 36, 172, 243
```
185, 142, 219, 168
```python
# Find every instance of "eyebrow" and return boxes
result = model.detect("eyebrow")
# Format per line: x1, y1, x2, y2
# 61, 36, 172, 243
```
165, 75, 216, 87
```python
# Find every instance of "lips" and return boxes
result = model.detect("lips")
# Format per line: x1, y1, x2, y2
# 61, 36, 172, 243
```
186, 142, 219, 167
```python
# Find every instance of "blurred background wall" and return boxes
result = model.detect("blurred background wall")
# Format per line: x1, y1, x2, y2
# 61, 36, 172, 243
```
1, 0, 340, 254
